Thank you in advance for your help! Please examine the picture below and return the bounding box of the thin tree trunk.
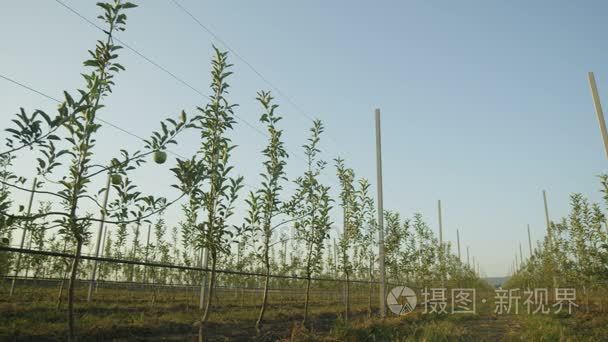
[256,259,271,334]
[152,287,157,307]
[303,275,312,326]
[368,281,373,318]
[151,275,157,307]
[67,240,83,342]
[302,241,314,326]
[57,266,68,310]
[240,283,245,308]
[235,244,241,301]
[345,271,350,321]
[368,257,373,318]
[199,255,217,342]
[199,247,208,309]
[56,239,70,310]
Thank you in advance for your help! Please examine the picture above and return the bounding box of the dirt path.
[461,314,522,341]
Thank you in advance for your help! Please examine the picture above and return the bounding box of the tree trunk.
[240,286,245,307]
[368,258,373,318]
[198,255,217,342]
[57,274,67,309]
[151,276,157,307]
[256,260,271,334]
[67,240,83,342]
[368,281,373,318]
[303,275,312,326]
[345,271,350,321]
[302,241,314,327]
[199,247,208,310]
[56,256,70,310]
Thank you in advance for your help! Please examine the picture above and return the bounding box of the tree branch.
[77,193,185,224]
[270,214,307,232]
[0,180,68,200]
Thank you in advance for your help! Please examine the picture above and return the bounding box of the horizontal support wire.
[0,245,407,287]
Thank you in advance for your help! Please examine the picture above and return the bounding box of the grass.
[3,281,608,341]
[0,280,379,341]
[516,310,608,341]
[294,313,478,341]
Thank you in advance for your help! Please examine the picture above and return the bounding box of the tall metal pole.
[456,229,461,262]
[542,190,552,246]
[142,223,152,284]
[9,177,37,297]
[100,222,108,257]
[588,72,608,159]
[87,173,112,302]
[466,246,470,267]
[438,200,443,250]
[438,200,445,284]
[199,247,209,309]
[342,206,349,320]
[24,220,36,278]
[472,256,476,275]
[375,108,387,318]
[333,238,338,278]
[527,224,533,257]
[519,243,524,264]
[543,190,557,287]
[283,240,287,269]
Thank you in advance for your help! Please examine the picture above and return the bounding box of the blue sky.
[1,0,608,277]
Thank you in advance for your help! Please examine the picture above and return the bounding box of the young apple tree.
[2,2,193,339]
[334,157,360,321]
[287,120,333,326]
[249,91,288,333]
[176,47,243,340]
[354,178,376,317]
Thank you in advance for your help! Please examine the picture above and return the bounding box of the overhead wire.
[0,72,261,191]
[52,2,347,225]
[168,0,352,161]
[53,0,340,191]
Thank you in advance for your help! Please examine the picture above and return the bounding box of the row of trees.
[0,1,483,340]
[507,179,608,293]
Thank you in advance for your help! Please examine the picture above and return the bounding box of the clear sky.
[1,0,608,277]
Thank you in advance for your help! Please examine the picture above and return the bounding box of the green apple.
[154,150,167,164]
[111,174,122,185]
